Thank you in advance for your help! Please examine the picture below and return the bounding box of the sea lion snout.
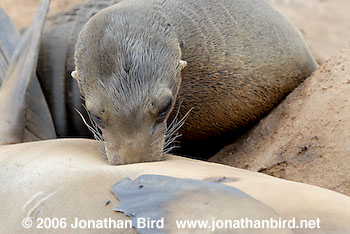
[104,136,146,165]
[103,128,165,165]
[106,147,148,165]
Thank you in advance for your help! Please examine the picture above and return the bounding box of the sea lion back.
[155,0,317,141]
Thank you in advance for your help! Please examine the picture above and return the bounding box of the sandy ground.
[0,0,85,29]
[271,0,350,64]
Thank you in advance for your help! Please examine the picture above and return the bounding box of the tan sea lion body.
[74,0,317,164]
[0,139,349,234]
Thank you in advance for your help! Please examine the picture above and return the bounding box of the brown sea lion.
[72,0,317,164]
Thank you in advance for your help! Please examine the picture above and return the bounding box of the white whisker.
[163,106,193,154]
[76,107,104,142]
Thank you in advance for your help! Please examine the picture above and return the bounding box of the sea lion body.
[145,0,317,141]
[72,0,317,164]
[1,139,350,234]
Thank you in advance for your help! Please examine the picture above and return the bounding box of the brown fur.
[74,0,317,165]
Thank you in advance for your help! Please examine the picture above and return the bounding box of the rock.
[210,49,350,196]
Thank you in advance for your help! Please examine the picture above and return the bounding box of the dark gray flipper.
[0,0,52,145]
[111,175,292,234]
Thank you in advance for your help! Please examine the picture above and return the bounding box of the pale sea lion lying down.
[0,139,350,234]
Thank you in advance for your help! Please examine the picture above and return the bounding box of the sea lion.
[72,0,317,165]
[1,139,350,234]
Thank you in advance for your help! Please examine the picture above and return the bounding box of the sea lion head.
[73,5,187,165]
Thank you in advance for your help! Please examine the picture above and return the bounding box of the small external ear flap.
[71,70,78,79]
[179,60,187,70]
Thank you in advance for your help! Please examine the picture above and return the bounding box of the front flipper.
[111,175,292,234]
[0,0,52,145]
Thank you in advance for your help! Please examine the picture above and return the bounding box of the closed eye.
[156,97,172,124]
[91,114,105,129]
[152,97,172,134]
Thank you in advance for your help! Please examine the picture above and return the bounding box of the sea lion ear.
[71,70,78,79]
[179,60,187,70]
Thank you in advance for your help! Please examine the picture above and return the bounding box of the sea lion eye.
[156,97,172,123]
[152,97,172,134]
[91,114,105,129]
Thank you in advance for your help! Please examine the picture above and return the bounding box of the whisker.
[76,107,104,142]
[98,141,108,160]
[164,145,179,154]
[164,133,181,149]
[76,107,107,160]
[163,106,193,154]
[166,107,193,138]
[167,101,183,130]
